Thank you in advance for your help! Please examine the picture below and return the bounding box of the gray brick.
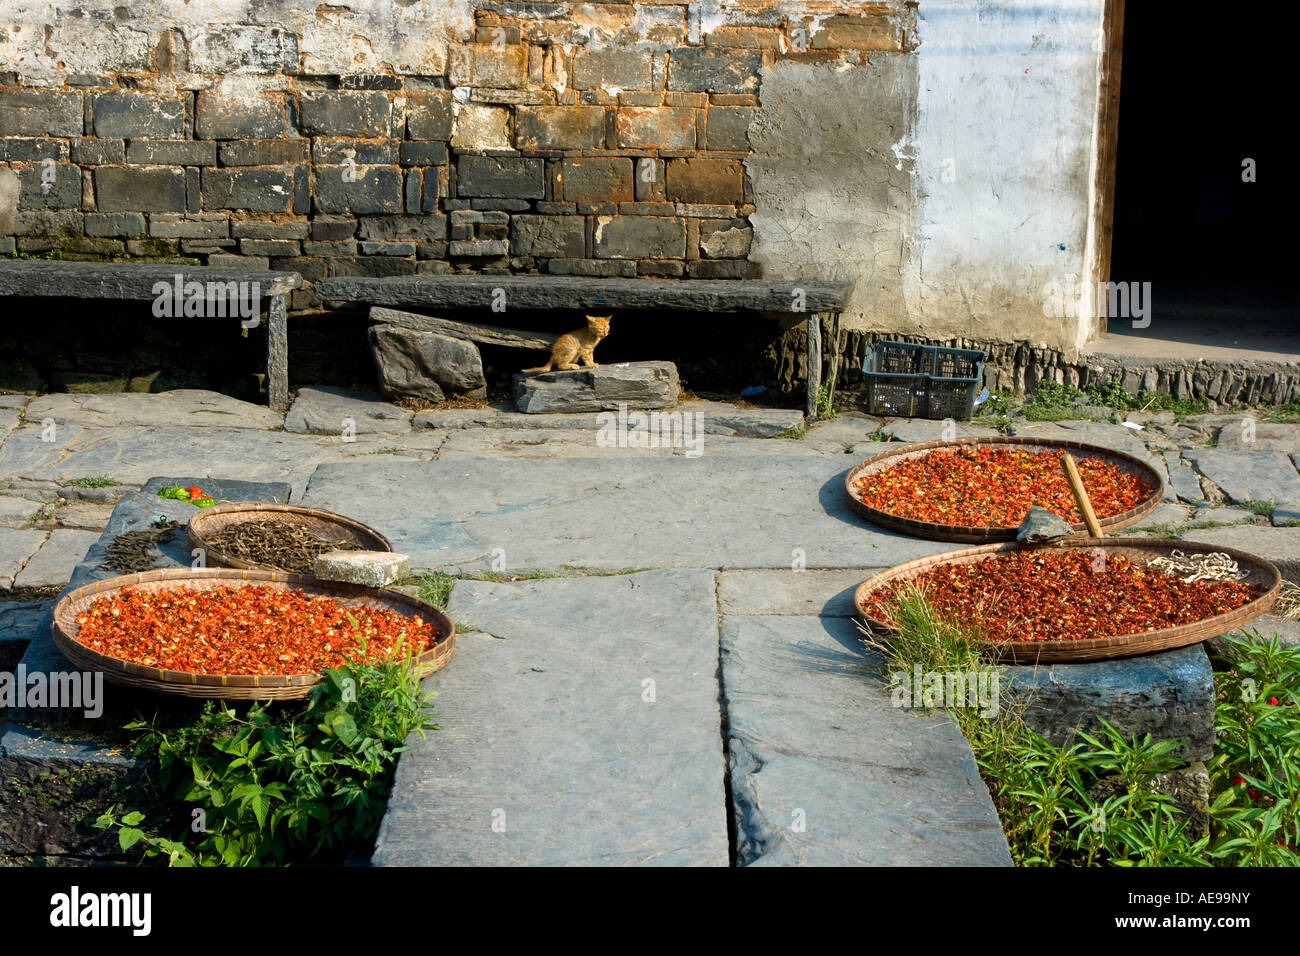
[231,220,310,240]
[15,210,84,236]
[148,215,230,239]
[92,92,185,139]
[239,238,301,256]
[299,91,392,137]
[341,75,402,91]
[195,93,288,139]
[359,240,416,256]
[514,106,606,150]
[95,166,187,212]
[201,168,296,212]
[560,158,634,203]
[356,214,447,241]
[311,216,356,240]
[667,48,762,94]
[0,238,14,254]
[510,215,586,258]
[182,239,237,253]
[71,138,124,165]
[448,239,509,257]
[1,138,69,162]
[0,90,83,136]
[293,166,310,215]
[687,259,748,278]
[450,223,473,240]
[404,169,421,213]
[302,240,358,255]
[705,107,754,150]
[405,91,453,140]
[207,254,271,269]
[546,257,637,277]
[16,164,81,209]
[312,165,404,214]
[470,197,530,211]
[66,74,113,88]
[327,256,421,277]
[593,216,685,259]
[270,256,327,280]
[456,155,544,199]
[217,139,309,166]
[400,141,449,166]
[84,212,146,238]
[127,140,217,166]
[572,49,654,90]
[312,139,398,164]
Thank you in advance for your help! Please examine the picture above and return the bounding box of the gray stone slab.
[1214,421,1300,452]
[0,494,39,526]
[1118,503,1194,534]
[24,389,283,430]
[1002,645,1216,764]
[515,361,680,413]
[53,501,115,531]
[0,527,47,590]
[301,456,964,571]
[0,409,18,443]
[0,601,52,650]
[1163,452,1206,504]
[0,395,30,409]
[881,419,999,443]
[315,274,853,312]
[13,529,100,589]
[721,615,1011,866]
[1185,450,1300,508]
[0,259,300,298]
[682,400,804,438]
[1179,525,1300,584]
[716,568,879,617]
[371,570,729,866]
[284,386,413,436]
[1185,505,1265,526]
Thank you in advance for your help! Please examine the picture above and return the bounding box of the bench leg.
[267,294,288,413]
[805,312,823,421]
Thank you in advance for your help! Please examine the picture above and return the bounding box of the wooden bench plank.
[317,275,853,313]
[370,306,557,350]
[0,260,300,298]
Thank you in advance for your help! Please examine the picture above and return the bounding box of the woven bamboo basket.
[52,567,454,700]
[188,502,392,573]
[853,538,1280,663]
[844,437,1164,543]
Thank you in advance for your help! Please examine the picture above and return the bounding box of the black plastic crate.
[861,341,985,420]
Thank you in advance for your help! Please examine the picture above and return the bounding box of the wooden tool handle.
[1060,452,1104,538]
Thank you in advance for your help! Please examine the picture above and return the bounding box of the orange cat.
[523,315,612,372]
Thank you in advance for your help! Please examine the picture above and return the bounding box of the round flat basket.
[843,436,1164,543]
[188,502,392,573]
[52,567,454,700]
[853,537,1280,663]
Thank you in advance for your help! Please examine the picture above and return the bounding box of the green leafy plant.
[95,649,438,866]
[815,383,838,421]
[64,475,118,488]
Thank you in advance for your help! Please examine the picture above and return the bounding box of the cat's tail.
[521,363,552,373]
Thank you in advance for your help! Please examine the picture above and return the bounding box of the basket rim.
[52,566,451,687]
[843,436,1165,543]
[852,537,1281,663]
[187,501,393,573]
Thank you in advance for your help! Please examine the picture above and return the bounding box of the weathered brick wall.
[0,1,916,313]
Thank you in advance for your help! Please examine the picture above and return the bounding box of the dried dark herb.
[205,519,361,574]
[104,520,184,573]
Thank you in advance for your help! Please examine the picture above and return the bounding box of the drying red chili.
[859,549,1262,643]
[853,446,1154,527]
[74,584,437,675]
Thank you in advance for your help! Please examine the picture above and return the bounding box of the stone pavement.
[1,387,1298,866]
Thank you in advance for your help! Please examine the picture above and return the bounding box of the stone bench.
[314,275,855,418]
[0,260,302,411]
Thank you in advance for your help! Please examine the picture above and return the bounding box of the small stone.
[1016,505,1073,543]
[314,550,411,589]
[368,324,485,401]
[514,361,681,414]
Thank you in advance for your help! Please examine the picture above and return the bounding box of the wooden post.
[824,313,843,414]
[1060,452,1105,537]
[805,311,822,421]
[267,293,289,413]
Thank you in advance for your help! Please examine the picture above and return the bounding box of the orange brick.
[810,15,903,52]
[705,26,783,49]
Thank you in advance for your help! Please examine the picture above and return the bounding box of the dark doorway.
[1108,1,1298,352]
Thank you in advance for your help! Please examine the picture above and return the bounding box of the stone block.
[369,324,485,401]
[16,164,81,209]
[510,215,587,258]
[515,361,681,413]
[560,157,633,203]
[71,138,124,165]
[357,214,447,241]
[0,90,83,137]
[699,219,752,258]
[405,91,454,140]
[614,107,695,149]
[230,220,310,240]
[810,15,903,51]
[314,550,412,588]
[593,215,685,259]
[201,167,296,212]
[149,215,230,239]
[705,106,754,150]
[667,48,762,94]
[218,139,310,165]
[92,92,184,139]
[514,106,607,150]
[399,141,450,166]
[311,166,404,214]
[456,154,544,198]
[84,212,146,238]
[572,48,655,90]
[94,166,187,212]
[449,44,529,89]
[311,216,357,240]
[299,91,392,137]
[195,93,288,139]
[666,158,744,203]
[311,138,398,165]
[450,104,511,150]
[126,140,217,166]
